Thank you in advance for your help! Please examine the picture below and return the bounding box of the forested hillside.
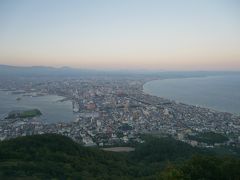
[0,134,239,179]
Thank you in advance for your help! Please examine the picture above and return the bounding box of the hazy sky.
[0,0,240,70]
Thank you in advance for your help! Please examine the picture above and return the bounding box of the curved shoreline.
[142,76,240,116]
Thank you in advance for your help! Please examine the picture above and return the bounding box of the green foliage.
[0,134,143,179]
[159,155,240,180]
[159,163,185,180]
[131,135,202,163]
[6,109,42,119]
[188,132,229,144]
[19,109,42,118]
[0,134,239,179]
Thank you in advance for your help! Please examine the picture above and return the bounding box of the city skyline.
[0,0,240,70]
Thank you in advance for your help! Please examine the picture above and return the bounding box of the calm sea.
[143,75,240,115]
[0,91,76,123]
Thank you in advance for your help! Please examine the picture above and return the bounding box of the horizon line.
[1,64,240,72]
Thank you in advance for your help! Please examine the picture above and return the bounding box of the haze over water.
[143,75,240,114]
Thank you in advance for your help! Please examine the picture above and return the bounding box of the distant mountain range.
[1,64,240,78]
[0,64,103,77]
[0,64,161,77]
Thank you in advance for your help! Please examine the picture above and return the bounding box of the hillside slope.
[0,134,239,179]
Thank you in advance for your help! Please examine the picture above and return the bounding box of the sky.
[0,0,240,70]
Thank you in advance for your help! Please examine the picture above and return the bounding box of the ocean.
[143,75,240,115]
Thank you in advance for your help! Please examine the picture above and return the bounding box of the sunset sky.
[0,0,240,70]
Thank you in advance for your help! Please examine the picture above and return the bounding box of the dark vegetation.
[188,132,229,144]
[5,109,42,119]
[0,134,239,179]
[131,135,203,163]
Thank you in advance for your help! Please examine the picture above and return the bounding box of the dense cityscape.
[1,76,239,148]
[1,0,240,178]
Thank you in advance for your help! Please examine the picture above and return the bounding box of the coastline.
[0,90,75,123]
[142,76,240,116]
